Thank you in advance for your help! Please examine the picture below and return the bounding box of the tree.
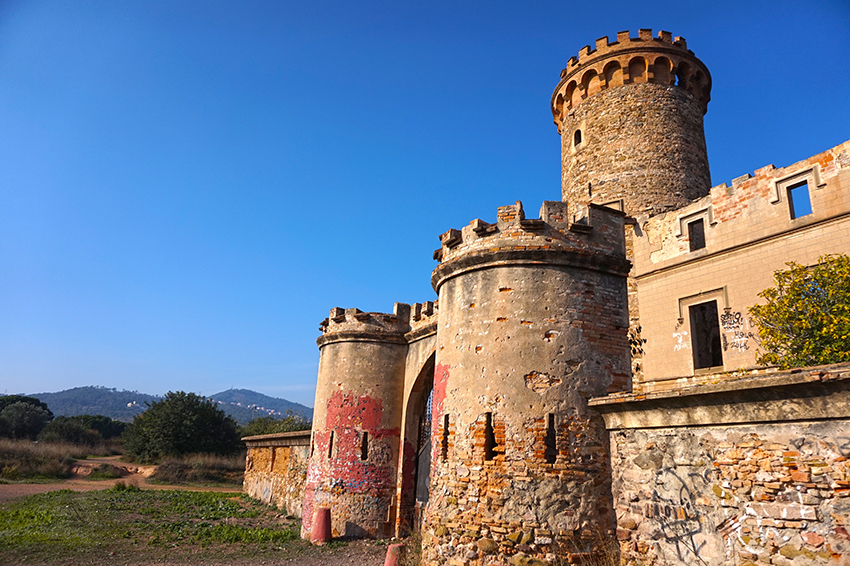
[239,412,311,438]
[122,391,242,462]
[38,416,105,445]
[749,254,850,369]
[0,402,53,439]
[0,395,53,418]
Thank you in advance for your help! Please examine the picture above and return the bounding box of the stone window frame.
[674,207,716,240]
[568,118,587,155]
[768,164,825,207]
[676,287,729,374]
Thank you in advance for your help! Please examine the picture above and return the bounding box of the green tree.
[0,402,53,439]
[239,412,311,438]
[38,416,103,445]
[749,254,850,369]
[123,391,242,462]
[0,395,53,418]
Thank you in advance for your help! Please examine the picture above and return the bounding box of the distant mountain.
[22,386,312,425]
[208,389,313,423]
[31,386,160,422]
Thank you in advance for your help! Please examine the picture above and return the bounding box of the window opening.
[310,433,314,457]
[689,301,723,370]
[484,412,497,461]
[544,413,557,464]
[574,129,582,147]
[688,219,706,251]
[359,432,369,461]
[788,181,812,219]
[441,414,449,461]
[327,431,334,459]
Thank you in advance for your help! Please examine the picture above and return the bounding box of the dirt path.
[0,456,241,503]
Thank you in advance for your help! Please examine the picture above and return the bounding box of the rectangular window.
[688,219,706,251]
[484,412,496,461]
[544,413,557,464]
[441,414,449,461]
[689,301,723,370]
[359,432,369,461]
[788,181,812,219]
[327,431,334,459]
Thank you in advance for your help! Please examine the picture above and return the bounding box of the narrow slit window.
[327,431,334,459]
[788,181,812,219]
[360,432,369,461]
[310,434,315,457]
[544,413,557,464]
[689,300,723,370]
[484,412,496,461]
[441,414,449,461]
[574,129,582,147]
[688,219,706,251]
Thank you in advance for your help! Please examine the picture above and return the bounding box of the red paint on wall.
[431,363,450,462]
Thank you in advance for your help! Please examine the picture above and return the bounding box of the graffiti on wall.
[719,310,756,352]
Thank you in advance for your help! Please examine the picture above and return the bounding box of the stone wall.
[243,431,311,517]
[591,363,850,566]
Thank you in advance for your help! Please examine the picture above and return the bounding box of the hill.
[31,386,160,422]
[208,388,313,423]
[20,386,312,425]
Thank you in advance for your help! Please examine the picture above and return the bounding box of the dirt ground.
[0,457,394,566]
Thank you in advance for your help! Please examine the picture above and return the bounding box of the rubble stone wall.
[243,431,311,517]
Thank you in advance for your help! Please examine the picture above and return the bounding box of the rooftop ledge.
[242,430,311,446]
[589,362,850,429]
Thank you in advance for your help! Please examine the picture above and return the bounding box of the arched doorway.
[396,352,434,534]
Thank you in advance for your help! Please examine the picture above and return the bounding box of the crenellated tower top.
[552,29,711,132]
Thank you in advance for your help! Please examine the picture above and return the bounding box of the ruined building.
[244,30,850,565]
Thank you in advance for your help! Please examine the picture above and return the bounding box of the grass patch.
[85,463,122,481]
[0,438,122,481]
[0,487,305,564]
[149,452,246,486]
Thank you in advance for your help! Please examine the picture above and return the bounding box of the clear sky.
[1,0,848,407]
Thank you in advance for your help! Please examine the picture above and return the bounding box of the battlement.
[431,200,629,291]
[318,303,411,345]
[551,29,711,129]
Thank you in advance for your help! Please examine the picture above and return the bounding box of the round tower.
[422,201,631,564]
[301,304,410,540]
[551,29,712,216]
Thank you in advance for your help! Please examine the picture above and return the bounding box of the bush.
[750,254,850,369]
[0,402,53,440]
[123,391,242,463]
[0,438,77,479]
[150,452,246,486]
[239,413,311,438]
[38,417,103,446]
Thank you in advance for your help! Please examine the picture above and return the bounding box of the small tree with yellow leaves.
[749,254,850,369]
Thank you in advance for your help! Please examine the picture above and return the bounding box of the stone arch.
[554,92,565,121]
[652,56,672,84]
[603,60,623,87]
[395,351,435,535]
[675,61,691,87]
[582,69,603,96]
[565,80,580,109]
[628,56,647,84]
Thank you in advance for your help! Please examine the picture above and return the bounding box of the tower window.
[544,413,557,464]
[689,301,723,370]
[574,129,582,147]
[441,414,449,461]
[327,431,334,459]
[359,432,369,461]
[688,219,706,251]
[484,412,497,461]
[788,181,812,219]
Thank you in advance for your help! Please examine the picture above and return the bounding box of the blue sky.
[1,0,848,407]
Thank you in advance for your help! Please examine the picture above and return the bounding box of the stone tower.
[421,201,631,564]
[551,29,712,216]
[301,304,410,540]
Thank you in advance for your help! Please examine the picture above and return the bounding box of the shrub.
[38,417,103,446]
[123,391,242,463]
[0,402,53,440]
[750,254,850,369]
[239,412,311,438]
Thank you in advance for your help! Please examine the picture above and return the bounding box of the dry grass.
[149,452,246,486]
[0,438,121,481]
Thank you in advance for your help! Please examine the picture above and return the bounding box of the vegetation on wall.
[239,413,311,438]
[123,391,242,463]
[750,254,850,369]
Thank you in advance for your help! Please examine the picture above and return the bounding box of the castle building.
[244,30,850,566]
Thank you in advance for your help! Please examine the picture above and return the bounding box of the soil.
[0,456,241,503]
